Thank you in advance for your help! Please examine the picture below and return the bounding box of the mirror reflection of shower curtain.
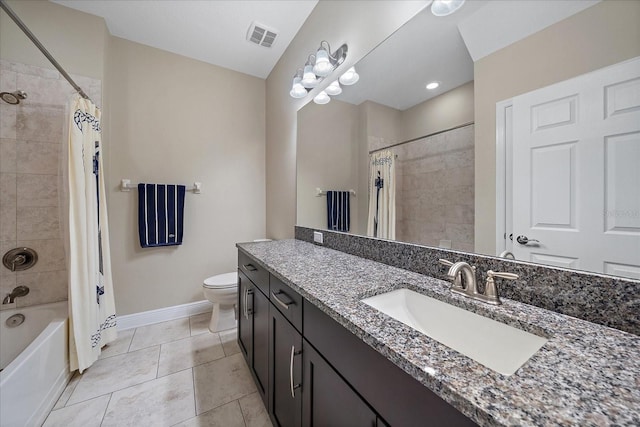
[63,94,117,373]
[367,150,396,239]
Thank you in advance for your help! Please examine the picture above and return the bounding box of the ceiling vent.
[247,21,278,48]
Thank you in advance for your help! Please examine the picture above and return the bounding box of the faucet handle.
[483,270,519,305]
[438,259,454,267]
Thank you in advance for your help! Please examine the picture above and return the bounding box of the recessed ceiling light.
[431,0,466,17]
[426,82,440,90]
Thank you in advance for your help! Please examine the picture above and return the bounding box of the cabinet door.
[269,306,302,427]
[253,286,270,406]
[302,339,377,427]
[237,270,253,366]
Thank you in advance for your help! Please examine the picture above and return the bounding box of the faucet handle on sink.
[484,270,519,305]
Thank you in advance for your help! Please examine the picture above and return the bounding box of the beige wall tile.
[0,138,17,173]
[0,68,17,91]
[17,140,60,174]
[0,240,17,276]
[16,238,65,273]
[0,203,16,241]
[16,72,75,107]
[0,105,17,139]
[17,206,60,240]
[16,104,64,143]
[0,173,16,206]
[15,269,67,307]
[17,174,58,207]
[1,60,60,80]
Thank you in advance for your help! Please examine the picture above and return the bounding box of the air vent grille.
[247,22,278,48]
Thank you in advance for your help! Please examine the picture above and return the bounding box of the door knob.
[516,235,540,245]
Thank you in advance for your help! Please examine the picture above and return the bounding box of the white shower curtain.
[64,94,116,373]
[367,150,396,240]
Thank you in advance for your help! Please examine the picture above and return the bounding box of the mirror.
[296,1,640,280]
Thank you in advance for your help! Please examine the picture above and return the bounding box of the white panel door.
[512,57,640,279]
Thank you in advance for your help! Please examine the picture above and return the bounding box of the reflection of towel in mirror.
[327,191,350,232]
[138,183,185,248]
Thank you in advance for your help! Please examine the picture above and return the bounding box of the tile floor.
[43,313,272,427]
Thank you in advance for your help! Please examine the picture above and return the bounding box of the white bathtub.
[0,301,72,427]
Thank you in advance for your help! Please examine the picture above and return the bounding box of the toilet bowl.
[202,272,238,332]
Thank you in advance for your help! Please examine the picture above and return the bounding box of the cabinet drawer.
[238,250,269,295]
[270,275,303,333]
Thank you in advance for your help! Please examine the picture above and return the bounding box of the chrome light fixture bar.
[289,40,349,102]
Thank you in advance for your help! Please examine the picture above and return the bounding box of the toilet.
[202,272,238,332]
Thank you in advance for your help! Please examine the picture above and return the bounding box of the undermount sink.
[361,288,548,376]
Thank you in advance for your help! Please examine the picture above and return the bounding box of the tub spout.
[2,285,29,304]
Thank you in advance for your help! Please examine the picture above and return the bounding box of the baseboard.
[117,300,213,331]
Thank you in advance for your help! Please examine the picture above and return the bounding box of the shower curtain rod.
[368,121,474,155]
[0,0,93,103]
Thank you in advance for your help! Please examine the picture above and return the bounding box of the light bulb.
[325,80,342,96]
[301,64,318,88]
[339,67,359,86]
[290,75,307,98]
[431,0,465,17]
[313,48,333,77]
[313,91,330,105]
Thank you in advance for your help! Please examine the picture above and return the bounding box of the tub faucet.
[2,285,29,304]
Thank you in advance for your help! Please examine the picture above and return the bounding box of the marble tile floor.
[43,313,272,427]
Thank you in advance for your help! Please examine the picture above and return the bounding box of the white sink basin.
[361,288,548,376]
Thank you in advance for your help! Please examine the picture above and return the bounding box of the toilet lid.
[203,272,238,289]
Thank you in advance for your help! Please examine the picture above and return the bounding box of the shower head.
[0,90,27,105]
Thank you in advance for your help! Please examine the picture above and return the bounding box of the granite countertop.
[237,239,640,426]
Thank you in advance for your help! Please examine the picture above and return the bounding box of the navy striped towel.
[138,184,185,248]
[327,191,350,232]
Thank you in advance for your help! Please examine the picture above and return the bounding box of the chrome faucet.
[2,285,29,304]
[440,260,518,305]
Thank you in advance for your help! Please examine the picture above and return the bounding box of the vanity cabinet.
[237,268,269,406]
[238,249,475,427]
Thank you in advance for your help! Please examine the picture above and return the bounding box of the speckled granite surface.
[237,239,640,427]
[296,226,640,335]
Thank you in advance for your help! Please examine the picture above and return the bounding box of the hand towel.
[327,190,350,232]
[138,183,185,248]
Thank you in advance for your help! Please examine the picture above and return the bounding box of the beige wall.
[474,0,640,255]
[297,100,360,232]
[106,37,265,315]
[0,0,107,80]
[401,81,474,141]
[266,1,430,239]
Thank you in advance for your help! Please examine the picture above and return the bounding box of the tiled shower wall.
[395,124,474,251]
[0,60,101,308]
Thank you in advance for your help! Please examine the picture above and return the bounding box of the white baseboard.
[117,300,213,331]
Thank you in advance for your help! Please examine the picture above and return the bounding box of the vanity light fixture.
[339,67,360,86]
[431,0,466,17]
[313,90,331,105]
[325,80,342,96]
[289,41,348,99]
[290,69,307,99]
[426,81,440,90]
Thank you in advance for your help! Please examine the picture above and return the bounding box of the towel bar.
[315,188,356,197]
[121,179,201,194]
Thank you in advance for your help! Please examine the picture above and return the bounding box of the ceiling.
[51,0,318,79]
[335,0,601,111]
[51,0,601,109]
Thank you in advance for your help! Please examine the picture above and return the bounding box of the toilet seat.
[203,272,238,289]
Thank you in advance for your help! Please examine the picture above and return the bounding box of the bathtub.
[0,301,71,427]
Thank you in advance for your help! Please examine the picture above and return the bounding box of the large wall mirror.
[296,0,640,281]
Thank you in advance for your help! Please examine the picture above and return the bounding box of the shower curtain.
[64,94,116,373]
[367,150,396,240]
